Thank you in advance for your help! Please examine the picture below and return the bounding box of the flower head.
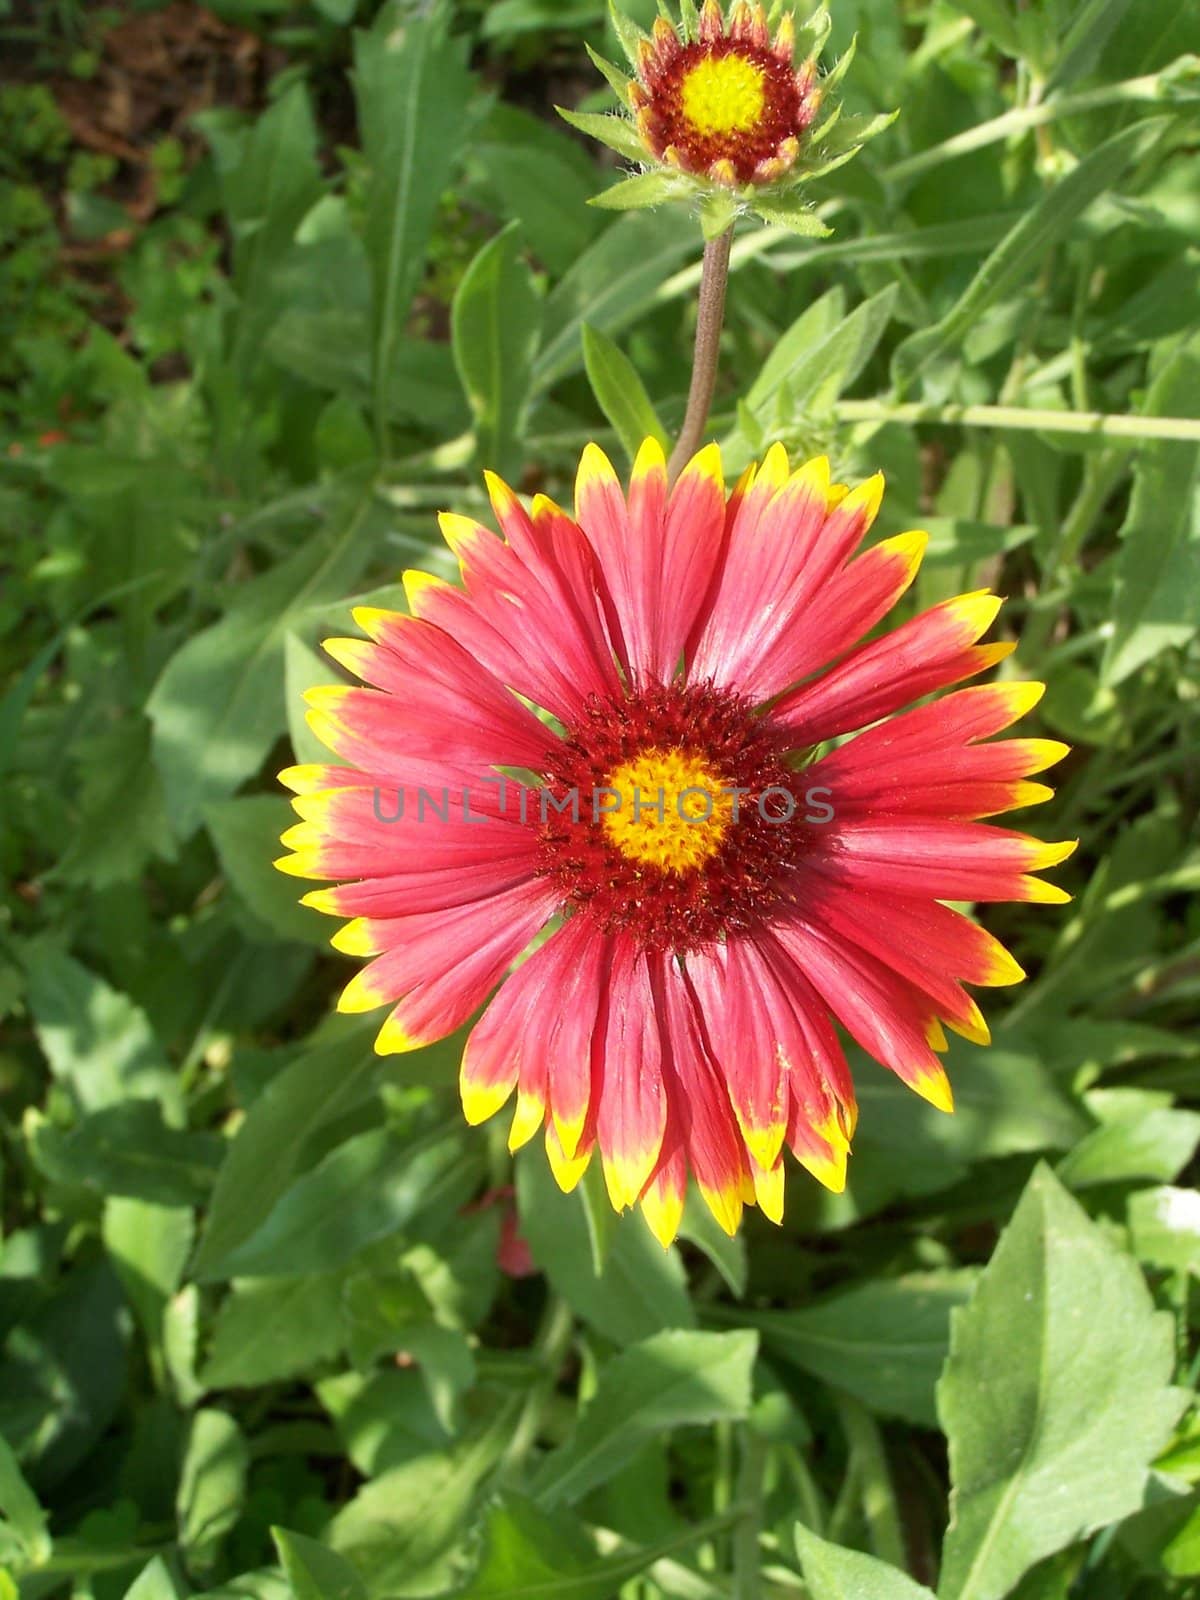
[278,440,1073,1246]
[564,3,895,236]
[632,2,818,188]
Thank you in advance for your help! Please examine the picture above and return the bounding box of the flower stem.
[669,225,735,486]
[732,1426,768,1600]
[835,398,1200,444]
[883,73,1165,185]
[498,1294,574,1479]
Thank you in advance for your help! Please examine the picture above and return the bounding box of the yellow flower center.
[680,52,767,140]
[602,748,732,875]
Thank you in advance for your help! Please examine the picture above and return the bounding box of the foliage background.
[1,1,1198,1597]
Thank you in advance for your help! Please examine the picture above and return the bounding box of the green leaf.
[452,222,543,478]
[813,1039,1088,1226]
[147,485,382,837]
[327,1406,515,1594]
[748,201,832,236]
[198,86,324,378]
[1128,1186,1200,1275]
[1044,0,1135,92]
[1102,330,1200,685]
[265,309,372,399]
[948,0,1024,57]
[177,1410,249,1576]
[0,1431,52,1567]
[677,1199,747,1297]
[515,1151,693,1344]
[782,283,899,413]
[213,1123,479,1279]
[742,1272,974,1428]
[481,0,604,38]
[200,1275,346,1390]
[581,323,670,463]
[608,2,649,67]
[938,1164,1186,1600]
[535,210,697,390]
[1057,1103,1200,1188]
[453,1493,670,1599]
[355,5,473,450]
[192,1023,380,1281]
[531,1330,757,1508]
[0,1261,127,1487]
[121,1556,186,1600]
[55,715,176,889]
[587,170,687,212]
[272,1528,367,1600]
[555,106,647,164]
[473,106,602,277]
[583,41,633,99]
[794,1525,936,1600]
[892,119,1168,393]
[28,1101,222,1206]
[285,631,345,768]
[740,286,846,416]
[207,796,330,947]
[103,1198,194,1362]
[22,945,179,1116]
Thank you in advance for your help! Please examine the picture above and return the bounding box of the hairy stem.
[669,226,735,485]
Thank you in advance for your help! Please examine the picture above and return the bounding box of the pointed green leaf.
[588,170,686,211]
[557,104,647,162]
[516,1150,693,1344]
[742,1271,974,1427]
[582,323,670,462]
[0,1433,51,1567]
[451,221,543,478]
[608,1,649,68]
[938,1165,1186,1600]
[750,200,832,235]
[273,1528,367,1600]
[200,1275,345,1389]
[147,483,383,837]
[177,1410,249,1576]
[535,210,697,389]
[355,7,474,452]
[821,31,858,92]
[192,1023,379,1281]
[530,1330,757,1508]
[583,42,633,101]
[795,1525,936,1600]
[892,118,1168,393]
[1102,330,1200,685]
[1045,0,1135,93]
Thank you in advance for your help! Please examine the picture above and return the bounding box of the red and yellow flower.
[565,2,895,236]
[277,440,1073,1245]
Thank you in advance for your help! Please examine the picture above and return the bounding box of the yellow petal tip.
[330,919,377,957]
[352,606,398,639]
[375,1013,426,1055]
[641,1187,685,1249]
[912,1065,955,1114]
[460,1073,515,1127]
